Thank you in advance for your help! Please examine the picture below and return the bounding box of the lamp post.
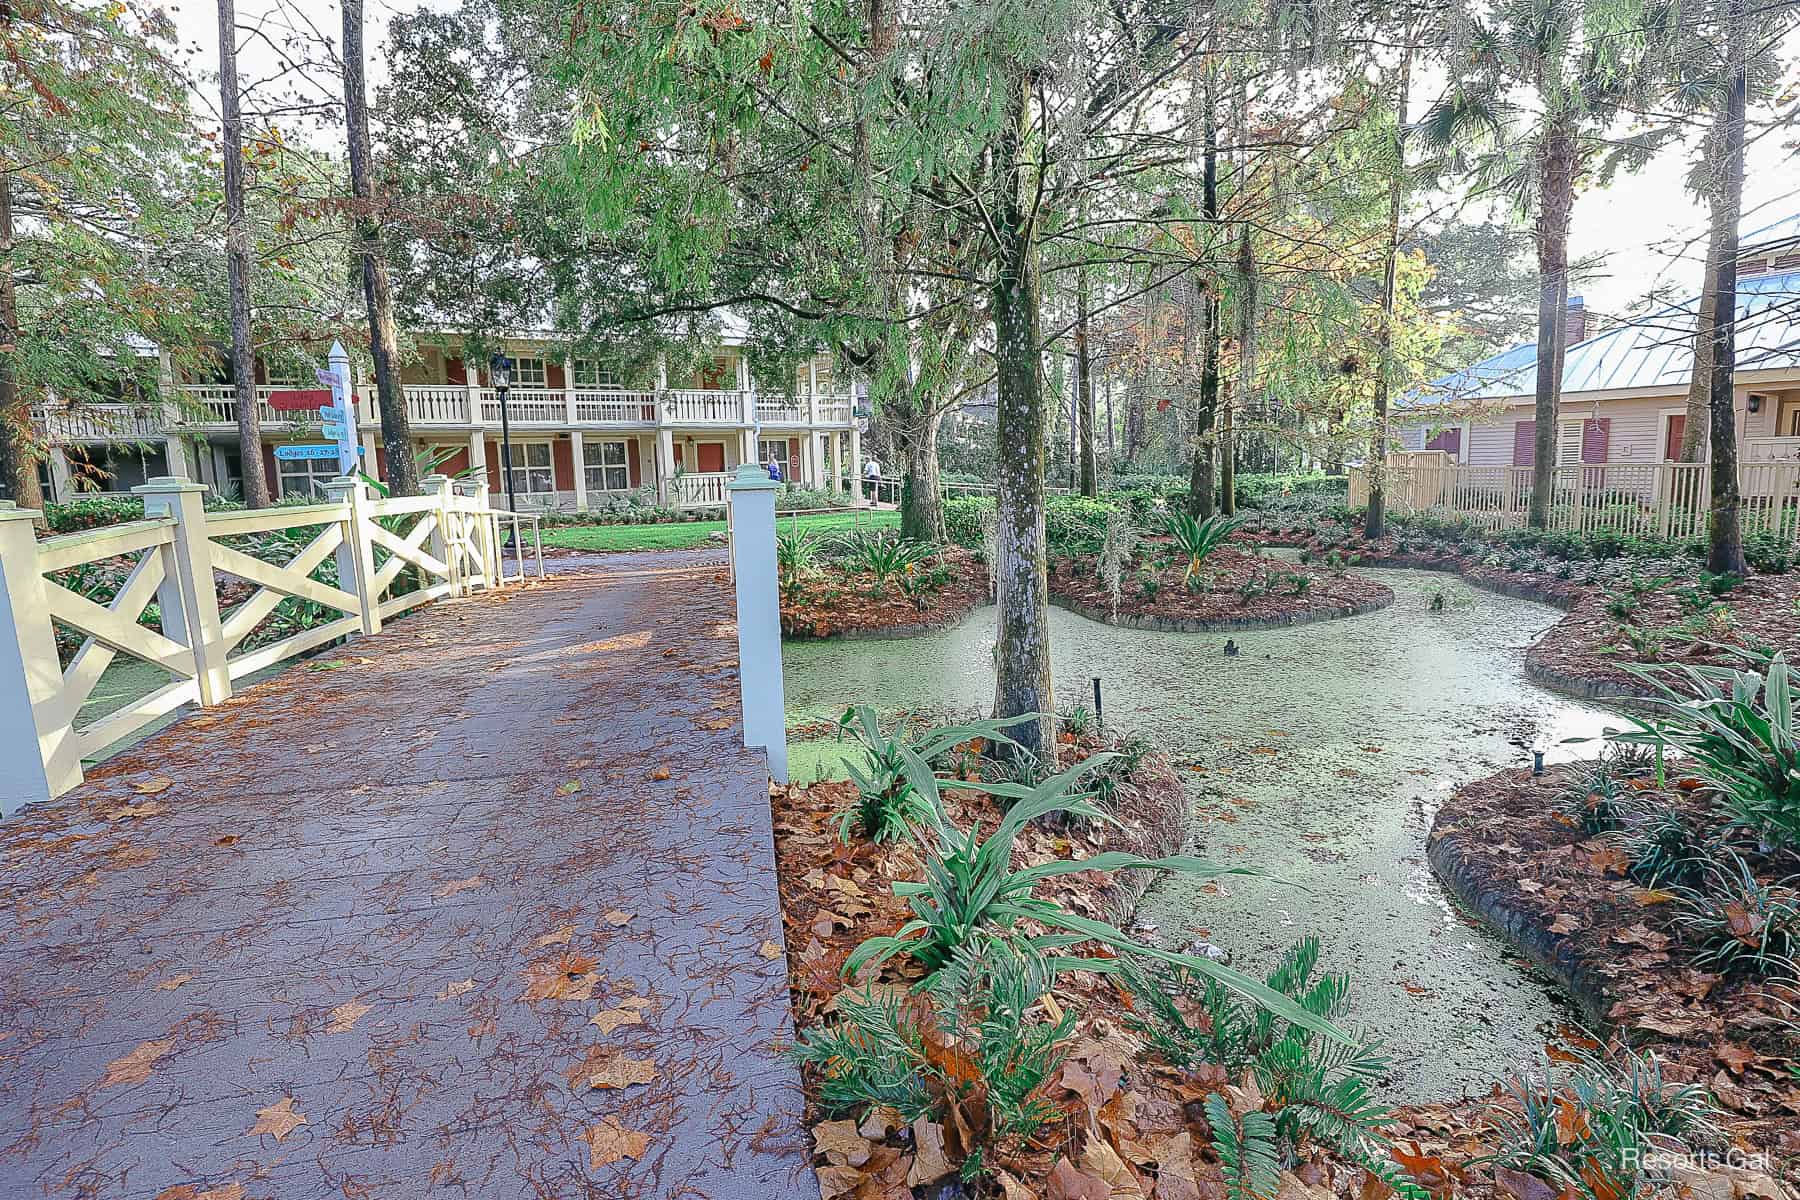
[491,353,515,514]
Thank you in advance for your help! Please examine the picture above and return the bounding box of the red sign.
[268,389,332,412]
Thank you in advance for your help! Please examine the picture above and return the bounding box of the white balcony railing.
[38,384,855,443]
[1747,436,1800,463]
[674,471,732,507]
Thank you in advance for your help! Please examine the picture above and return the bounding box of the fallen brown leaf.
[249,1096,309,1142]
[102,1038,174,1087]
[583,1116,650,1169]
[589,1007,643,1035]
[326,999,371,1034]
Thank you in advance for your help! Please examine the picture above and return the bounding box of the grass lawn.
[541,508,899,552]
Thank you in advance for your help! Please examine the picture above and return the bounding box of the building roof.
[1405,268,1800,408]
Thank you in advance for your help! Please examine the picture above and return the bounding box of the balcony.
[1746,436,1800,462]
[153,384,854,436]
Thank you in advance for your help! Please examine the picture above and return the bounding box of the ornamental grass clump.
[1671,852,1800,979]
[833,706,1026,845]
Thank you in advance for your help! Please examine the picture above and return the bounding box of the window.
[264,362,306,388]
[506,442,555,494]
[758,438,791,480]
[511,356,547,387]
[573,359,622,390]
[276,454,339,499]
[584,440,630,492]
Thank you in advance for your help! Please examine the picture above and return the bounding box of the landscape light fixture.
[491,353,516,515]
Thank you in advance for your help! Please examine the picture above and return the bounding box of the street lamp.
[490,353,515,514]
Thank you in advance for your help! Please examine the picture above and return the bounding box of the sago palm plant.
[1164,512,1242,585]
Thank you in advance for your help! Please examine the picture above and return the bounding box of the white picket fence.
[1351,454,1800,543]
[0,474,538,812]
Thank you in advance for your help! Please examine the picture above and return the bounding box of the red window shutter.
[1425,427,1462,455]
[1513,420,1536,467]
[1580,418,1611,464]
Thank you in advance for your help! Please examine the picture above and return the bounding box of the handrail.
[478,508,546,582]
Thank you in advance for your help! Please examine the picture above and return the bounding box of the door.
[1663,413,1686,461]
[696,442,726,473]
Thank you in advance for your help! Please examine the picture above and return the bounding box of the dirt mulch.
[781,544,989,640]
[1047,544,1393,631]
[1429,763,1800,1172]
[1525,573,1800,698]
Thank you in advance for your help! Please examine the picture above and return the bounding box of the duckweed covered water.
[782,566,1622,1101]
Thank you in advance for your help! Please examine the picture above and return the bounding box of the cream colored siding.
[1467,415,1521,467]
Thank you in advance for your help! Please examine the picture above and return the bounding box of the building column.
[656,426,676,505]
[47,447,73,502]
[467,430,486,486]
[563,354,579,424]
[829,431,842,493]
[570,429,588,511]
[360,430,380,480]
[849,426,863,506]
[164,435,191,480]
[740,428,756,471]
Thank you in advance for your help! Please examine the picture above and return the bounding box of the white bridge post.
[727,464,788,783]
[0,503,76,811]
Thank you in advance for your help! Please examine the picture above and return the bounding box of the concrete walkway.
[0,554,815,1199]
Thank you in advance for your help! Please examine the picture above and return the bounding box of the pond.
[781,565,1621,1102]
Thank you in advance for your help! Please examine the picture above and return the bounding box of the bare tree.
[219,0,269,507]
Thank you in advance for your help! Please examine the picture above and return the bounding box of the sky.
[164,0,1800,322]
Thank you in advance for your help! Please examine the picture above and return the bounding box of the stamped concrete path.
[0,551,816,1200]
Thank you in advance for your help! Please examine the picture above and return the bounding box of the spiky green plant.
[1560,759,1629,835]
[1484,1044,1719,1200]
[776,526,820,596]
[839,530,937,597]
[1609,652,1800,849]
[1672,852,1800,978]
[842,740,1348,1042]
[1165,512,1243,584]
[1609,801,1707,890]
[1207,1094,1280,1200]
[833,706,1026,844]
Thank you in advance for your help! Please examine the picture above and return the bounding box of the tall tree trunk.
[218,0,267,508]
[991,63,1052,760]
[1527,115,1576,529]
[1219,381,1235,515]
[0,150,44,513]
[1682,140,1728,464]
[343,0,417,496]
[1184,31,1219,520]
[1364,33,1411,542]
[1104,375,1115,462]
[1705,0,1747,576]
[1076,268,1097,497]
[898,407,944,542]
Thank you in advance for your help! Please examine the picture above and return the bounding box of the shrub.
[1560,760,1630,835]
[841,734,1347,1039]
[776,485,856,512]
[1045,495,1116,555]
[789,939,1073,1160]
[833,706,1023,844]
[1610,801,1708,890]
[1672,852,1800,978]
[1485,1044,1718,1200]
[1611,653,1800,850]
[838,529,937,597]
[776,527,820,597]
[43,497,147,533]
[944,495,995,548]
[1745,530,1794,574]
[1165,512,1243,583]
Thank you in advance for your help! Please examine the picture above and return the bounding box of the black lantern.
[490,353,516,513]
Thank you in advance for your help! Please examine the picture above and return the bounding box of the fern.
[788,989,935,1121]
[1207,1093,1281,1200]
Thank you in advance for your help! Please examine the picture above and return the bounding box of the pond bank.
[782,564,1623,1102]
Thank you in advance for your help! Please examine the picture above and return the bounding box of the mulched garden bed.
[782,545,989,640]
[1047,544,1393,632]
[1429,762,1800,1175]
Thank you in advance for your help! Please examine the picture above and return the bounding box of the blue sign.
[275,444,339,461]
[318,405,349,422]
[320,422,349,439]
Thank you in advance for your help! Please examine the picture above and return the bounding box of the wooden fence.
[1350,453,1800,543]
[0,474,539,812]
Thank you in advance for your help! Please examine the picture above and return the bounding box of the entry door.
[1663,413,1686,461]
[696,442,726,473]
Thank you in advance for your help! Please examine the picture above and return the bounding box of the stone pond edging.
[1425,813,1614,1028]
[1047,588,1394,633]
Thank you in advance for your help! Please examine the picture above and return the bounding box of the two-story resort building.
[30,329,864,510]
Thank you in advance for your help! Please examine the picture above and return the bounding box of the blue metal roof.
[1408,269,1800,406]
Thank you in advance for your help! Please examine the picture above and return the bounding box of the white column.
[726,465,787,783]
[163,435,190,480]
[563,354,579,424]
[570,430,588,511]
[849,426,864,506]
[656,426,676,506]
[829,431,842,493]
[0,502,79,809]
[466,360,483,426]
[467,430,486,486]
[134,478,230,707]
[47,447,73,502]
[359,430,380,479]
